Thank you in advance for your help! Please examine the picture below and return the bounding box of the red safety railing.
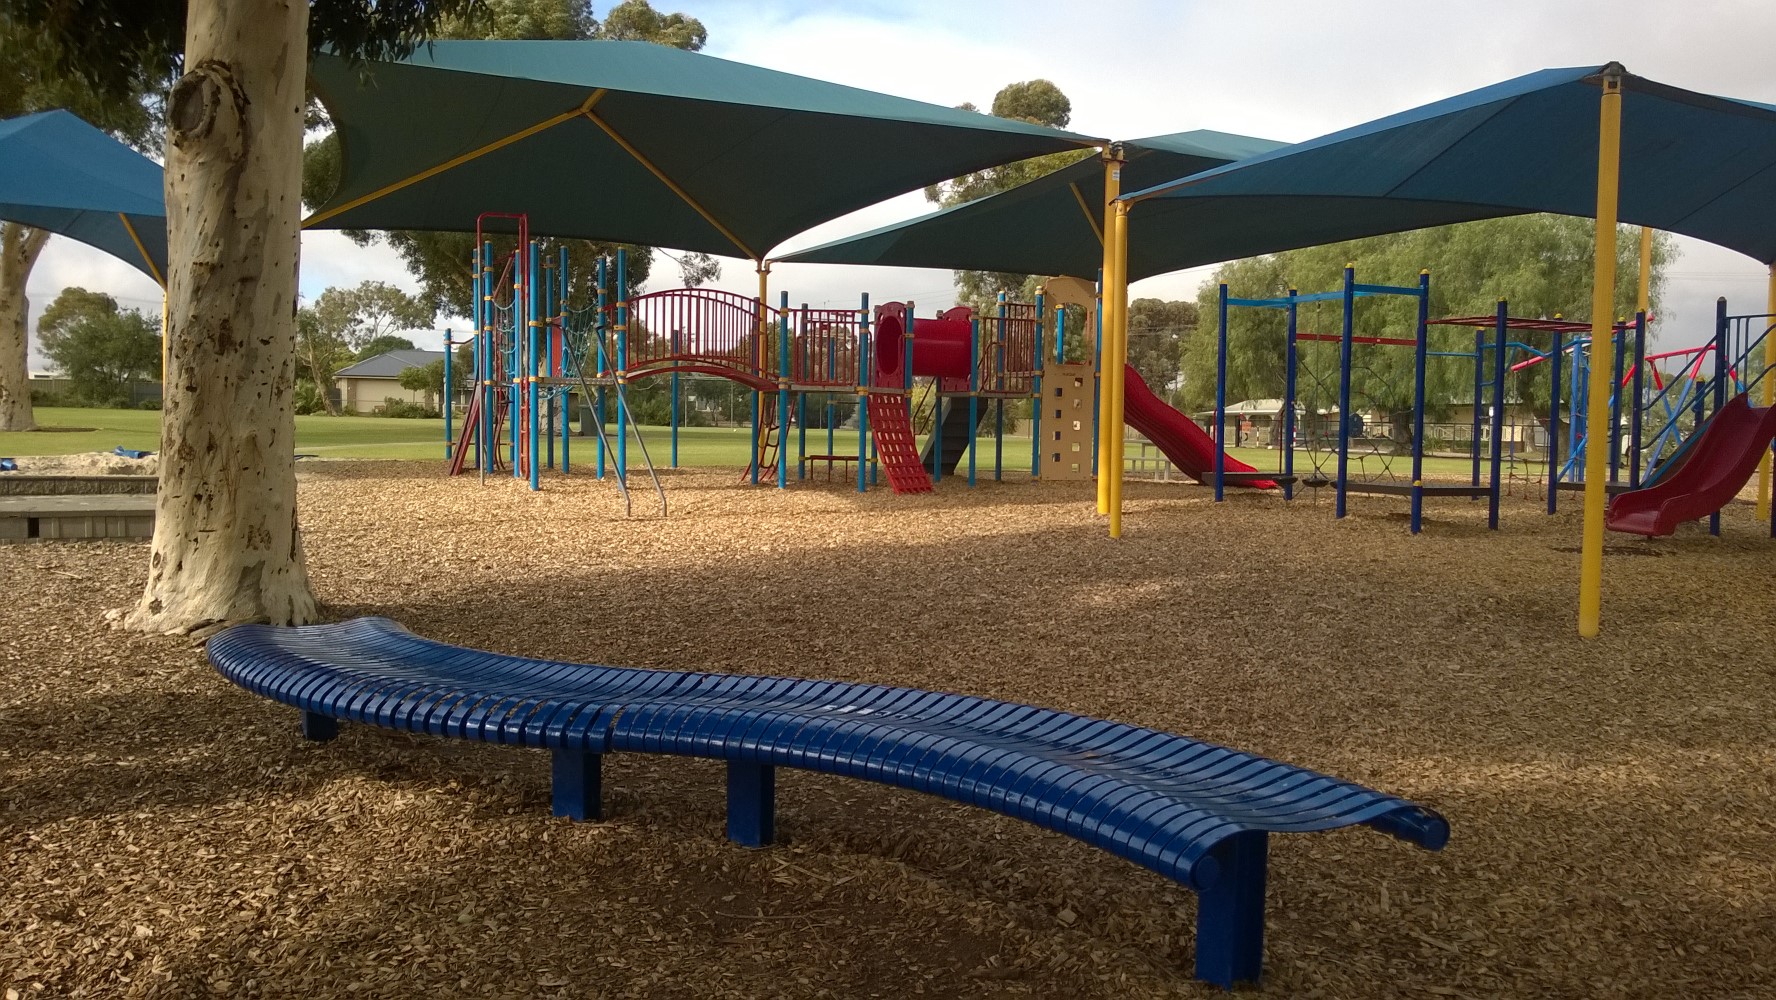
[620,288,780,383]
[790,308,863,388]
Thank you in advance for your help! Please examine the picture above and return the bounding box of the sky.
[22,0,1776,369]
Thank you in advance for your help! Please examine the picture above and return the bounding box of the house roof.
[335,349,445,379]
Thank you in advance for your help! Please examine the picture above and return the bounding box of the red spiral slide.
[1606,391,1776,536]
[1121,365,1275,489]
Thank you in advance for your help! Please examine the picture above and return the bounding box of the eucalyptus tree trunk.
[0,222,50,431]
[124,0,316,632]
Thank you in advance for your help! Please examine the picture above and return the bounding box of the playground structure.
[440,217,1268,505]
[1208,266,1776,537]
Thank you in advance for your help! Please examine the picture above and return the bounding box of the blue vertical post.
[1570,345,1588,483]
[542,261,555,471]
[527,241,541,491]
[1214,283,1230,501]
[725,762,775,847]
[1489,300,1507,530]
[1409,271,1429,534]
[1630,311,1646,487]
[1471,328,1484,488]
[1283,290,1298,501]
[443,332,455,461]
[510,247,523,481]
[967,318,979,487]
[1032,293,1045,479]
[1547,329,1563,514]
[1335,266,1355,518]
[481,243,495,475]
[1193,830,1269,989]
[594,256,608,480]
[550,749,602,821]
[994,294,1006,482]
[1711,297,1728,536]
[559,247,570,474]
[1055,307,1067,365]
[778,291,791,490]
[1609,323,1626,483]
[615,250,628,486]
[857,294,870,494]
[669,327,681,469]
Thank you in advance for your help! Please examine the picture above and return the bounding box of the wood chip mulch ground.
[3,461,1773,999]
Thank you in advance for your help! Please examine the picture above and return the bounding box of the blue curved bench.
[208,617,1448,989]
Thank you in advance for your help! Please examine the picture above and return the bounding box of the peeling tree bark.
[0,222,51,432]
[123,0,316,633]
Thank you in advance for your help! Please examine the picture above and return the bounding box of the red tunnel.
[872,302,973,384]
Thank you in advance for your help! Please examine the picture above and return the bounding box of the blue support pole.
[994,294,1005,482]
[1032,293,1045,480]
[510,248,522,481]
[1471,329,1484,488]
[481,242,495,475]
[595,256,608,480]
[967,319,979,487]
[1055,306,1067,365]
[1712,297,1728,536]
[1214,283,1230,501]
[527,242,541,491]
[442,331,454,461]
[1630,311,1646,487]
[1609,323,1626,483]
[1193,830,1269,990]
[615,250,628,486]
[1547,329,1563,514]
[550,749,602,821]
[1489,300,1508,530]
[1410,271,1430,534]
[300,710,338,742]
[857,294,870,494]
[778,291,791,490]
[559,247,570,474]
[725,762,775,847]
[1336,266,1355,519]
[1283,290,1298,501]
[543,262,555,472]
[670,360,681,468]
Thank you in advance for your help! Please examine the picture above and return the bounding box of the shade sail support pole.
[1096,145,1124,516]
[1578,65,1625,639]
[1108,200,1131,538]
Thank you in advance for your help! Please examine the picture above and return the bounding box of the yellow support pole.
[1108,201,1132,538]
[1096,146,1124,515]
[1759,262,1776,522]
[1578,66,1625,639]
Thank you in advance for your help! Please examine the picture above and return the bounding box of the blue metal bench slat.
[207,617,1449,990]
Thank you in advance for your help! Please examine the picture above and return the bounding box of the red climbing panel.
[867,393,933,494]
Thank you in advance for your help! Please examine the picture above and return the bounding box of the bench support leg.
[726,762,775,847]
[300,711,338,742]
[1194,830,1268,989]
[551,749,603,821]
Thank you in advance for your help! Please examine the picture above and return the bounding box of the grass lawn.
[4,407,1538,482]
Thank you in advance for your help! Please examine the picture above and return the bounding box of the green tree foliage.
[355,334,421,360]
[293,282,432,414]
[1184,216,1679,432]
[36,287,161,406]
[1125,298,1197,394]
[923,80,1092,312]
[301,0,716,318]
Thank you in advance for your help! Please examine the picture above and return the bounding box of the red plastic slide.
[1606,392,1776,536]
[1121,365,1275,489]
